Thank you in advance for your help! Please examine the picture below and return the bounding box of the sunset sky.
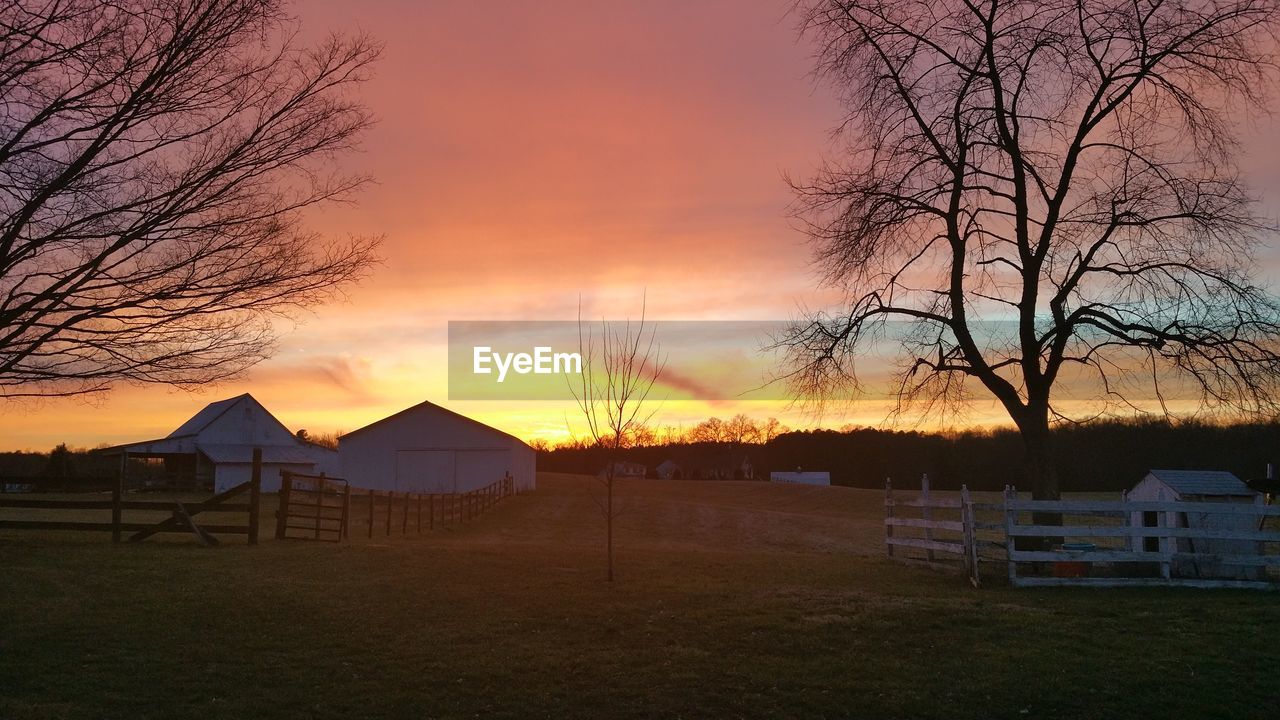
[2,0,1278,451]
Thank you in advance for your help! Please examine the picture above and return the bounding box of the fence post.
[386,491,394,536]
[275,470,292,540]
[312,477,324,540]
[368,491,375,539]
[341,484,351,540]
[417,494,423,533]
[1004,485,1017,586]
[112,452,127,543]
[921,474,934,562]
[248,448,262,545]
[961,484,978,587]
[402,492,409,534]
[884,477,894,558]
[429,494,435,530]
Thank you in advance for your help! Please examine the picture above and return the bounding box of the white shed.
[338,400,536,494]
[105,394,338,493]
[1126,469,1264,579]
[770,471,831,486]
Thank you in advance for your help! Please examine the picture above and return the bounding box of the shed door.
[395,451,455,493]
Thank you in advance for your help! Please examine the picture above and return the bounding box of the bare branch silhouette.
[0,0,382,399]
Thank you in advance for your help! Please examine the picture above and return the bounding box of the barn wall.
[213,462,313,493]
[339,404,537,493]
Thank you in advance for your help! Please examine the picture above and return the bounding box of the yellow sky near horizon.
[1,0,1278,452]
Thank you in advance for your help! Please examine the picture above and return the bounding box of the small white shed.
[770,471,831,486]
[338,400,536,494]
[1126,469,1264,579]
[105,394,338,493]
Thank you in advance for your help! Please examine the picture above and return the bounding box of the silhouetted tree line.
[539,419,1279,492]
[0,445,164,491]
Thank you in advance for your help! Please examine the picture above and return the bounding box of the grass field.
[1,473,1277,719]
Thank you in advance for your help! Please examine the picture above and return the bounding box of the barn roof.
[1146,469,1253,496]
[167,394,247,437]
[196,444,324,465]
[341,399,530,448]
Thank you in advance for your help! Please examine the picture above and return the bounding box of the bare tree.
[0,0,381,399]
[570,301,664,582]
[782,0,1280,502]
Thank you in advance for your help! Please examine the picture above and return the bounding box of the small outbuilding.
[1126,469,1264,579]
[338,400,536,494]
[770,471,831,486]
[103,394,338,492]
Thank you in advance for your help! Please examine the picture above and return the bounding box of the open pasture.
[1,474,1277,719]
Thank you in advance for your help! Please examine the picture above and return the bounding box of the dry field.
[1,473,1276,719]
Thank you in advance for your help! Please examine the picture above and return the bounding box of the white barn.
[1126,469,1264,579]
[106,394,338,492]
[338,400,536,494]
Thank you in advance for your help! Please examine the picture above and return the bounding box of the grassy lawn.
[1,473,1277,719]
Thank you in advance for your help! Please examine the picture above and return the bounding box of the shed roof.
[196,444,323,465]
[1146,469,1252,496]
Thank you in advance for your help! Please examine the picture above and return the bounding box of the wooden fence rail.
[275,471,517,542]
[885,476,981,586]
[0,448,263,546]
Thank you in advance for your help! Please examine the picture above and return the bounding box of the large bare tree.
[783,0,1280,501]
[0,0,380,399]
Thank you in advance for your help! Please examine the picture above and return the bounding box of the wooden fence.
[276,471,517,542]
[1003,488,1280,589]
[884,476,981,586]
[0,449,263,546]
[885,477,1280,589]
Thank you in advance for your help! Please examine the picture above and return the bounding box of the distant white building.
[770,471,831,486]
[105,394,338,492]
[338,400,536,494]
[1126,469,1264,579]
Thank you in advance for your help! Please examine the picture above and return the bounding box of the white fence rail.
[883,479,1280,590]
[1003,489,1280,590]
[885,477,980,586]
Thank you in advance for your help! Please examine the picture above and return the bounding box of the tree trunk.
[607,469,614,582]
[1018,409,1061,552]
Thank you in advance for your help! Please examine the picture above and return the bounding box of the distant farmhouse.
[600,461,646,479]
[339,400,536,494]
[654,449,754,481]
[103,394,337,492]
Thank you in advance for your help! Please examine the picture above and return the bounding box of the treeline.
[539,418,1280,492]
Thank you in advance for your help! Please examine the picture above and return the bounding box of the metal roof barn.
[103,394,338,492]
[338,400,536,494]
